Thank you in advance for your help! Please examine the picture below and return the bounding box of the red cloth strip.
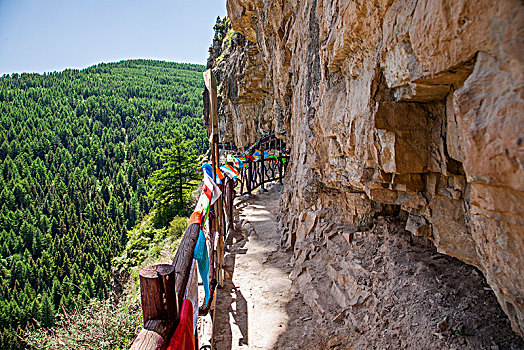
[166,299,195,350]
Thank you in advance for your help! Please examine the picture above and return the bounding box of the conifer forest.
[0,60,206,348]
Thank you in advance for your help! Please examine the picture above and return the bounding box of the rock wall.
[209,0,524,336]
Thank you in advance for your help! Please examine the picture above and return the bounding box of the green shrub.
[23,297,142,350]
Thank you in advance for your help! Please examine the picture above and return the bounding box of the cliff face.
[212,0,523,336]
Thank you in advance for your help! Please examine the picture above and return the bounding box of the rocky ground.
[212,185,523,349]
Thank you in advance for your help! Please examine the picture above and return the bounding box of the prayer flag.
[184,261,199,332]
[203,185,212,202]
[234,157,244,168]
[166,299,195,350]
[225,164,239,177]
[203,162,223,184]
[220,165,238,179]
[203,173,222,206]
[188,211,201,225]
[202,163,213,178]
[215,166,225,181]
[194,230,210,303]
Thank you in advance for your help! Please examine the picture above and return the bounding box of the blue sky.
[0,0,227,75]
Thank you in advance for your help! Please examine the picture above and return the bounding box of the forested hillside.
[0,59,206,348]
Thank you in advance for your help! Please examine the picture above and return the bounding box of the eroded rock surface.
[208,0,524,337]
[216,187,524,349]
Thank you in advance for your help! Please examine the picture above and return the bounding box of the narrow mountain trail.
[212,185,324,350]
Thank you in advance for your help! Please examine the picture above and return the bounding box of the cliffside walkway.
[212,185,320,350]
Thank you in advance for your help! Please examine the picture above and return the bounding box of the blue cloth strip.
[193,229,210,303]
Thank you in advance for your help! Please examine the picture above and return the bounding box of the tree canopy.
[0,59,207,348]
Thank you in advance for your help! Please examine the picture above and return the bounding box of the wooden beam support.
[204,69,225,289]
[173,223,201,311]
[130,319,173,350]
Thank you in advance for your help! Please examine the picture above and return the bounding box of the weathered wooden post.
[139,264,178,324]
[260,144,265,191]
[247,162,252,194]
[130,264,177,350]
[239,167,245,194]
[203,69,225,289]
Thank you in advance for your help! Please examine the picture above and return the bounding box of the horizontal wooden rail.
[238,155,289,195]
[173,224,201,312]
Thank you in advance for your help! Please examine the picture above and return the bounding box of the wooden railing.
[129,69,226,350]
[130,223,200,349]
[129,181,234,350]
[237,133,289,195]
[238,154,289,195]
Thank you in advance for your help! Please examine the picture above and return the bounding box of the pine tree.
[147,130,201,218]
[51,277,61,308]
[39,293,55,327]
[30,299,41,324]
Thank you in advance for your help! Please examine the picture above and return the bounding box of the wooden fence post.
[130,264,178,350]
[247,162,252,194]
[139,264,178,324]
[278,152,283,184]
[260,149,265,191]
[204,69,225,288]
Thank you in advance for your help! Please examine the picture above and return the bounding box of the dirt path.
[213,185,319,349]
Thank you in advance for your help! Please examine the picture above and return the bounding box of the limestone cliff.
[208,0,524,337]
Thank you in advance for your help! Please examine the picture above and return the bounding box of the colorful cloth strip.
[202,162,225,184]
[225,164,239,176]
[235,157,243,168]
[220,165,238,179]
[188,211,201,225]
[226,154,244,169]
[193,229,210,303]
[166,299,195,350]
[252,149,261,161]
[184,260,199,332]
[200,170,221,223]
[203,173,222,206]
[202,163,213,178]
[216,167,225,183]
